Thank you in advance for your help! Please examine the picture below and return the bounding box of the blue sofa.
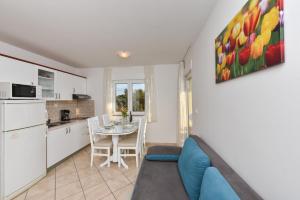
[131,135,262,200]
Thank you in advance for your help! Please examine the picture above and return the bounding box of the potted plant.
[120,106,128,125]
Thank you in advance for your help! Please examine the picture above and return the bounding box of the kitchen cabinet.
[47,121,90,168]
[0,55,87,101]
[0,56,38,85]
[54,71,87,101]
[54,71,73,100]
[39,68,87,101]
[71,75,87,95]
[38,68,55,99]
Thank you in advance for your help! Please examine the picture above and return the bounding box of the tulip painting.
[215,0,284,83]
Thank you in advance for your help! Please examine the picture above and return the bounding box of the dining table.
[95,123,138,168]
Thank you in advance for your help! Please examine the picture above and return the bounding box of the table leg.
[111,135,119,162]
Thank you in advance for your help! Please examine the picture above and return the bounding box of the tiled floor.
[13,146,139,200]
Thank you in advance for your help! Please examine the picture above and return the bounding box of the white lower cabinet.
[47,121,90,168]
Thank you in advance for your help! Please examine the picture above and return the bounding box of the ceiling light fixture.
[117,51,131,59]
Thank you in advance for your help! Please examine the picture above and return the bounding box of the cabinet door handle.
[66,128,68,134]
[59,93,61,99]
[69,127,71,133]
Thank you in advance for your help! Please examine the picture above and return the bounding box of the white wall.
[80,68,104,117]
[185,0,300,199]
[81,64,179,144]
[0,41,82,75]
[147,64,179,143]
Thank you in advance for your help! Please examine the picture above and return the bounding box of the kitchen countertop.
[47,118,88,132]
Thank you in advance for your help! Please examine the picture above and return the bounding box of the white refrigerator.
[0,100,47,200]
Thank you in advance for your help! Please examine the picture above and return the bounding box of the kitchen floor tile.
[56,181,82,200]
[114,184,134,200]
[84,182,111,200]
[56,172,79,189]
[101,194,116,200]
[105,175,131,192]
[26,189,55,200]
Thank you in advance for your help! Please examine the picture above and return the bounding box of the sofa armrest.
[145,146,182,161]
[147,146,182,155]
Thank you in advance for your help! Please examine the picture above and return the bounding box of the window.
[115,83,128,112]
[113,80,145,115]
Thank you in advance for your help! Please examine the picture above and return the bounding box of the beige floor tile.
[101,194,116,200]
[56,181,82,200]
[62,191,85,200]
[98,167,123,181]
[114,184,134,200]
[56,172,79,189]
[106,175,131,192]
[12,191,27,200]
[56,159,77,177]
[74,158,92,170]
[26,176,55,198]
[123,168,138,183]
[77,167,99,179]
[79,173,105,190]
[26,189,55,200]
[84,182,111,200]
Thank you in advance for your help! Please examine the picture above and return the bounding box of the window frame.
[112,79,145,116]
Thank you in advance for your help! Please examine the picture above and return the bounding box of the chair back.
[87,117,100,146]
[102,114,110,126]
[136,117,145,152]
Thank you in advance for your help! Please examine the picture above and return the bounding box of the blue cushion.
[145,154,179,161]
[199,167,240,200]
[178,137,211,200]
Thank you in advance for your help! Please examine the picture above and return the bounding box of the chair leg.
[135,154,139,168]
[118,148,121,168]
[107,148,110,167]
[90,148,94,167]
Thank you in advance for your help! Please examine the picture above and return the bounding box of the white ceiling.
[0,0,216,68]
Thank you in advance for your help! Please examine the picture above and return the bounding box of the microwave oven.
[0,82,42,100]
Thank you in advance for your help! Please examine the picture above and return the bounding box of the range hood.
[72,94,91,100]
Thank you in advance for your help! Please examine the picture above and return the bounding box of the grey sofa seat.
[132,160,189,200]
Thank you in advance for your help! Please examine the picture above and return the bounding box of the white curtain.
[144,66,157,123]
[178,62,189,146]
[103,67,113,119]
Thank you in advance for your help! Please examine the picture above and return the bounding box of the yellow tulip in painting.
[215,0,285,83]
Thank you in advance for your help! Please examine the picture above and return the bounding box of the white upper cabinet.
[0,55,87,100]
[0,56,38,85]
[55,71,73,100]
[71,76,87,95]
[53,71,87,101]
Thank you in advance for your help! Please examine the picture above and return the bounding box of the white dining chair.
[117,118,144,168]
[87,117,112,167]
[102,114,111,126]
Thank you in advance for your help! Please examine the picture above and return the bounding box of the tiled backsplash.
[46,100,95,123]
